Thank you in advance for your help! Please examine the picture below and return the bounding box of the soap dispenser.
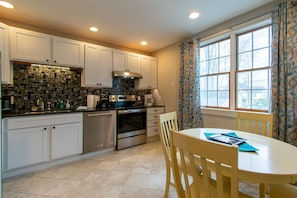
[66,100,70,109]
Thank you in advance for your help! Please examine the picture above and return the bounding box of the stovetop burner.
[108,94,143,110]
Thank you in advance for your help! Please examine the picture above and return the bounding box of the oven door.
[117,109,146,133]
[116,108,147,150]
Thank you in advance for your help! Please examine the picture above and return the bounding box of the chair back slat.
[170,130,239,198]
[236,111,273,137]
[158,112,178,162]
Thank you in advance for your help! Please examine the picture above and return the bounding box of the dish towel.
[204,132,258,152]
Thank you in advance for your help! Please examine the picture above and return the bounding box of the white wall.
[153,43,180,113]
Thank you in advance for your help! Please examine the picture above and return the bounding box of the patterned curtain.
[178,39,203,130]
[272,0,297,146]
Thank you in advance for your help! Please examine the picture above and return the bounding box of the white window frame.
[200,14,272,114]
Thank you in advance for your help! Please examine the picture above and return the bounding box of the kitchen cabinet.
[51,122,82,160]
[82,43,112,87]
[2,113,83,171]
[0,22,11,84]
[147,107,165,137]
[10,27,84,68]
[6,126,49,170]
[10,27,51,64]
[135,56,158,89]
[112,49,140,73]
[52,36,84,68]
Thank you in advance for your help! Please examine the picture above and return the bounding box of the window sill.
[201,107,237,118]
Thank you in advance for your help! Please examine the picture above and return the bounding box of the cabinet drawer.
[147,107,164,114]
[5,113,82,130]
[147,126,159,137]
[147,119,158,127]
[147,114,159,121]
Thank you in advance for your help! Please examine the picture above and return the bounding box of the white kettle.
[144,94,154,107]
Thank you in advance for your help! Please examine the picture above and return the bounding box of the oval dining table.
[180,128,297,197]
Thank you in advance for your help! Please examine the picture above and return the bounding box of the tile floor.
[3,140,259,198]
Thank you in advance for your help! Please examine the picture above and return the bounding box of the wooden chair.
[269,183,297,198]
[236,111,273,137]
[170,130,252,198]
[158,111,179,197]
[236,111,273,196]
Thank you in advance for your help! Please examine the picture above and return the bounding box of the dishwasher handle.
[87,113,113,117]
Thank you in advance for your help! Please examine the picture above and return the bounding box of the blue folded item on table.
[204,132,258,152]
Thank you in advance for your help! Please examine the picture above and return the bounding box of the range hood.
[112,71,142,79]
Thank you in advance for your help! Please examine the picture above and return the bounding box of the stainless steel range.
[109,95,147,150]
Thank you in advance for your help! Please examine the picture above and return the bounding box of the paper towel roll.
[87,95,95,108]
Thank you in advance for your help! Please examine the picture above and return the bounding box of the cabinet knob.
[54,60,57,63]
[52,126,56,129]
[43,127,47,130]
[46,59,49,62]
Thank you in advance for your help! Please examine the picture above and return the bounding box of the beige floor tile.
[126,173,150,188]
[3,140,259,198]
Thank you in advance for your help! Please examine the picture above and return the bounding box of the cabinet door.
[51,122,82,160]
[99,46,113,87]
[150,58,158,88]
[137,56,158,89]
[7,127,48,170]
[112,49,127,71]
[10,27,51,64]
[127,52,140,73]
[52,37,84,68]
[0,22,11,84]
[140,56,151,88]
[83,43,100,86]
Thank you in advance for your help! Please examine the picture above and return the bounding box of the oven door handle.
[87,113,113,117]
[117,109,146,114]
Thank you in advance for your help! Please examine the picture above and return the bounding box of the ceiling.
[0,0,274,53]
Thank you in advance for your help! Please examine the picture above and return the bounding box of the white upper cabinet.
[99,46,113,87]
[136,55,158,89]
[82,43,112,87]
[127,52,140,73]
[10,27,51,64]
[52,36,84,68]
[0,22,11,84]
[112,49,140,73]
[10,27,84,68]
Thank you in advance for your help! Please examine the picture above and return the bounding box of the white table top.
[180,128,297,184]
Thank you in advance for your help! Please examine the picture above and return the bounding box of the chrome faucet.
[36,98,44,111]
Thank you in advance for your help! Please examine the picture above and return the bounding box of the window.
[199,19,272,112]
[200,39,230,108]
[236,26,271,111]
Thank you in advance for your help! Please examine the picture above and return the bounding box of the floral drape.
[272,0,297,146]
[178,39,203,130]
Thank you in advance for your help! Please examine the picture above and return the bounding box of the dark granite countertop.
[2,108,117,118]
[2,105,165,118]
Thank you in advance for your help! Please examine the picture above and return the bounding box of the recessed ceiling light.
[89,26,98,32]
[0,1,14,9]
[189,11,199,20]
[140,41,147,46]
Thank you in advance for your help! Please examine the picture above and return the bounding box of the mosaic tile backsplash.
[2,63,150,112]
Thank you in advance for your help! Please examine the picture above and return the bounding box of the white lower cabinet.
[2,113,83,171]
[147,107,165,137]
[7,126,49,170]
[51,122,82,160]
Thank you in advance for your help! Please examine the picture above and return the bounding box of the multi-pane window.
[200,39,230,108]
[199,21,272,112]
[236,26,271,111]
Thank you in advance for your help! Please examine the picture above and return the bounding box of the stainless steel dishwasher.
[83,110,116,153]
